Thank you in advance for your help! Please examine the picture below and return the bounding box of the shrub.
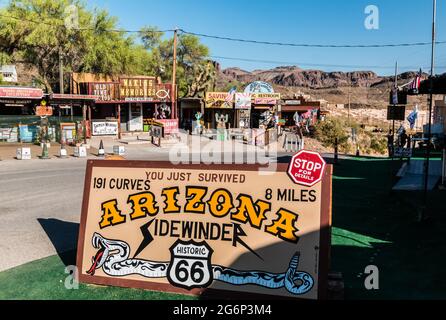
[314,117,351,152]
[369,135,387,155]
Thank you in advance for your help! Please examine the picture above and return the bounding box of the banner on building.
[77,161,332,300]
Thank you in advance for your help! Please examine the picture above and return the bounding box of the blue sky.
[5,0,446,75]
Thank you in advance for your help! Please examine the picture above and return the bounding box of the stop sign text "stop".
[288,150,326,187]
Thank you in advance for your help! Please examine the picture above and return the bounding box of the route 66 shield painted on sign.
[167,240,214,290]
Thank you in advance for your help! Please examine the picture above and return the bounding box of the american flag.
[409,69,422,91]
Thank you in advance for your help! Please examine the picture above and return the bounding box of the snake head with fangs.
[86,233,110,276]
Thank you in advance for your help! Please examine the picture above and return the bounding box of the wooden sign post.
[77,160,332,300]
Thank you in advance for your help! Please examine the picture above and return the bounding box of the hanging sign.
[77,161,332,300]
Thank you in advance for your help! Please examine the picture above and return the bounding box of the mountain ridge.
[219,65,425,90]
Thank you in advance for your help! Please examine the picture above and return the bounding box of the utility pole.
[393,61,398,138]
[422,0,437,220]
[59,47,64,94]
[172,28,178,120]
[348,72,351,123]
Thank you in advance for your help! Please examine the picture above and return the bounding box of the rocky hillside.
[219,66,424,90]
[216,65,444,129]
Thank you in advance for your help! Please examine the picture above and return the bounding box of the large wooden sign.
[77,161,332,299]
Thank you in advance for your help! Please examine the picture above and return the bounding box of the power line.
[181,29,446,49]
[0,14,174,33]
[1,12,445,49]
[210,55,446,70]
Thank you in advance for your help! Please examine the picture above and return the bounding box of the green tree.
[0,0,152,92]
[140,28,215,97]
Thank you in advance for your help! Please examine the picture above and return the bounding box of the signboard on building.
[253,93,281,105]
[155,84,173,102]
[158,119,179,135]
[0,87,43,99]
[244,81,274,94]
[77,161,332,300]
[92,121,119,136]
[205,92,234,109]
[235,93,252,109]
[285,100,302,105]
[36,106,53,117]
[119,77,156,101]
[89,83,117,102]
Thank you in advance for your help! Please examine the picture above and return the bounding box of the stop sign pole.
[288,150,327,187]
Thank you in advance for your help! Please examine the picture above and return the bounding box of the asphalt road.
[0,159,89,272]
[0,150,182,272]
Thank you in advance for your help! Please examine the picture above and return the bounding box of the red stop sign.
[288,150,327,187]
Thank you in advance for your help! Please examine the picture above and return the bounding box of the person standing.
[387,130,394,157]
